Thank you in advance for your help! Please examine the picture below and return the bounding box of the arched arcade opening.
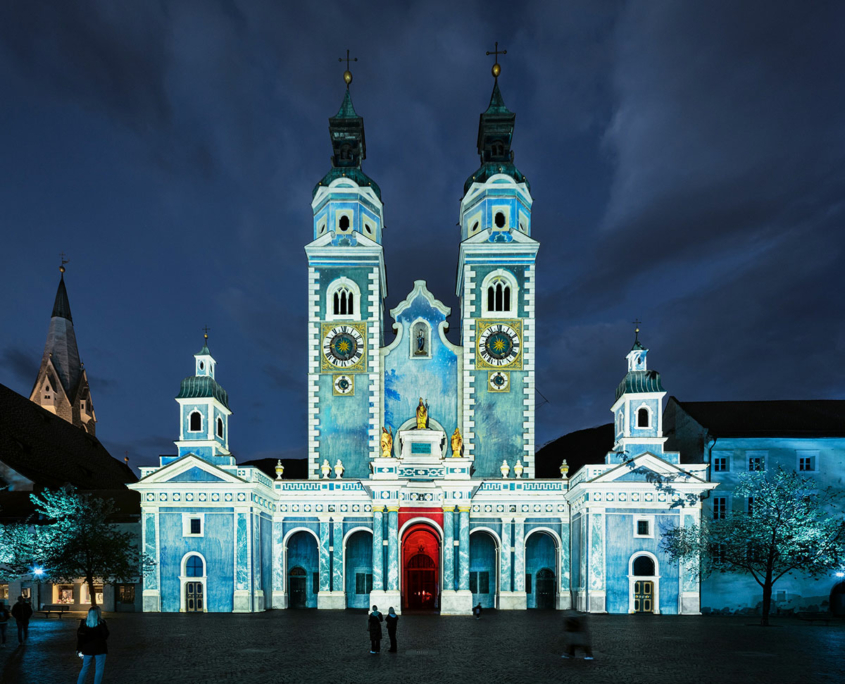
[344,529,373,609]
[469,530,498,609]
[402,523,440,611]
[525,530,557,610]
[286,530,318,609]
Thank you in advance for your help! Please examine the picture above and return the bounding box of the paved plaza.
[1,610,843,684]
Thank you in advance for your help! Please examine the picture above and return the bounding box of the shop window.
[57,585,74,604]
[0,584,7,601]
[117,585,135,604]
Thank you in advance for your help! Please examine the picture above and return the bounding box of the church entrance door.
[289,567,307,609]
[535,568,556,609]
[634,581,654,613]
[401,524,440,611]
[185,582,203,612]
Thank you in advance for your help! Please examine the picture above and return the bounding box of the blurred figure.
[0,602,9,646]
[76,606,109,683]
[473,602,483,620]
[561,610,594,660]
[385,607,399,652]
[11,596,32,645]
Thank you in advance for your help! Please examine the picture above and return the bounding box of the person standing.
[0,603,9,646]
[76,606,109,683]
[561,610,594,660]
[473,602,483,620]
[385,607,399,653]
[11,596,32,644]
[368,605,383,654]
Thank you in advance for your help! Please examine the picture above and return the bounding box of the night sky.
[1,2,843,473]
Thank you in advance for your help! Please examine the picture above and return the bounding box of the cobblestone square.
[1,611,843,684]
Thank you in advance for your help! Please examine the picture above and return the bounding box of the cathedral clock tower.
[304,70,386,479]
[457,67,539,478]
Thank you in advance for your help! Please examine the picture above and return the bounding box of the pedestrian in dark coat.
[76,606,110,683]
[473,602,483,620]
[368,605,383,654]
[0,603,9,645]
[561,610,594,660]
[11,596,32,644]
[385,607,399,653]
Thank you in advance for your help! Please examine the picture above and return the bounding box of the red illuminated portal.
[402,524,440,610]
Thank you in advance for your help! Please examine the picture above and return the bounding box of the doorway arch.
[628,552,660,614]
[285,530,319,609]
[525,530,558,609]
[401,523,440,611]
[344,529,373,609]
[469,529,499,609]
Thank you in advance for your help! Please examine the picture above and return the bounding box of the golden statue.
[451,428,463,457]
[380,426,393,458]
[416,397,428,429]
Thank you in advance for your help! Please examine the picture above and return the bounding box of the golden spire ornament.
[486,41,507,80]
[339,49,357,88]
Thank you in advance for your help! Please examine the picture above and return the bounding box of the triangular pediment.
[137,454,243,485]
[591,453,706,485]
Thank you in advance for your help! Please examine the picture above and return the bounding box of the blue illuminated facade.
[130,79,717,616]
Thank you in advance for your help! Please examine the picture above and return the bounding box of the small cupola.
[195,332,216,379]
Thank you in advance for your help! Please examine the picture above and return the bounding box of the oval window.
[494,212,506,228]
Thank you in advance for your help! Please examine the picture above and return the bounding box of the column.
[318,520,331,592]
[332,518,344,593]
[372,506,384,591]
[142,512,161,612]
[442,506,455,592]
[458,506,470,591]
[514,519,525,592]
[233,512,251,612]
[386,507,399,591]
[500,518,512,593]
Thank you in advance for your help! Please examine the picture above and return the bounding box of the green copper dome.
[177,376,230,409]
[615,370,665,402]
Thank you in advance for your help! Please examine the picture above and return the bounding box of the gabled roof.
[0,383,135,490]
[588,452,708,486]
[670,398,845,438]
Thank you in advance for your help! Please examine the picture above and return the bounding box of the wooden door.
[634,581,653,613]
[185,582,203,612]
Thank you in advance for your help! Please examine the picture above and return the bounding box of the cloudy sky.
[1,1,843,471]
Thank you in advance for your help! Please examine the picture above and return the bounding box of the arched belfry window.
[216,417,224,438]
[189,411,202,433]
[637,407,650,428]
[327,277,361,321]
[481,269,518,316]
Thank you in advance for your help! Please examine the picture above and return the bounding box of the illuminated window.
[117,584,135,604]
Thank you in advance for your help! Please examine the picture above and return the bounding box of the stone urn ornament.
[514,459,524,478]
[500,460,510,478]
[334,459,344,479]
[321,459,331,479]
[275,459,284,480]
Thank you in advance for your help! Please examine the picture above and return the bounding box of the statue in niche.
[380,426,393,458]
[451,428,463,457]
[413,322,428,356]
[416,397,429,429]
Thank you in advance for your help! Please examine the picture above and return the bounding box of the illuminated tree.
[30,488,154,606]
[662,467,845,625]
[0,522,37,580]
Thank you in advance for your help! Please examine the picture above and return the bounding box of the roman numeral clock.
[475,319,522,393]
[321,322,368,395]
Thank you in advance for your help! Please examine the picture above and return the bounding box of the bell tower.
[457,52,539,478]
[304,61,387,479]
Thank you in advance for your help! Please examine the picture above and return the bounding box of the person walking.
[76,606,109,683]
[473,602,483,620]
[367,605,383,654]
[11,596,32,644]
[561,610,594,660]
[385,607,399,653]
[0,603,10,646]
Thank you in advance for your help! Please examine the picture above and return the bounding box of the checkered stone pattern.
[307,267,321,477]
[522,262,535,478]
[461,266,476,461]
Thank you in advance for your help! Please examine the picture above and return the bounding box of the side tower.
[305,73,386,479]
[170,334,234,467]
[457,70,539,478]
[609,326,668,462]
[30,263,96,434]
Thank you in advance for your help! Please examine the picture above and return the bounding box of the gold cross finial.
[59,251,69,274]
[339,49,357,88]
[202,325,211,343]
[633,319,642,342]
[486,41,507,80]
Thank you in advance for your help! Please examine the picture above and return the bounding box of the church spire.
[30,260,96,434]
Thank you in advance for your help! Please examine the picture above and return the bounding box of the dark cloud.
[1,1,841,460]
[0,346,39,386]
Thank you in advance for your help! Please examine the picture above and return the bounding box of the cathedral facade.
[129,73,715,615]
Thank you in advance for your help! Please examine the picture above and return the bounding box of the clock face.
[477,321,522,369]
[333,374,354,395]
[489,371,509,392]
[321,324,366,371]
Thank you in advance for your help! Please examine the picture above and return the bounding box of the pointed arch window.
[481,269,518,316]
[326,277,361,321]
